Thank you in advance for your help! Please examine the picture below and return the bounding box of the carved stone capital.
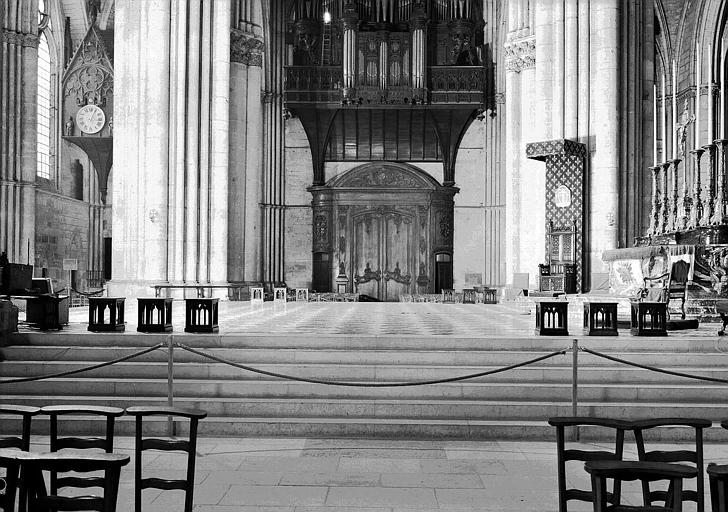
[230,28,263,67]
[503,35,535,73]
[1,29,40,48]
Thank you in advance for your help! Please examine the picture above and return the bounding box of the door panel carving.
[310,162,457,301]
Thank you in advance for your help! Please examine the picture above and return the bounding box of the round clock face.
[76,105,106,134]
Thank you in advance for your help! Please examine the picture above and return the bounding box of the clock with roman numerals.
[76,104,106,135]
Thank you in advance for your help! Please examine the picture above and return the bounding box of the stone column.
[112,0,231,297]
[112,0,171,296]
[504,33,536,286]
[229,28,264,284]
[588,0,619,269]
[262,0,286,285]
[0,0,38,266]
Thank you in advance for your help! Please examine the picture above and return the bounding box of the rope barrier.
[0,343,166,385]
[71,288,105,297]
[581,346,728,385]
[174,342,568,387]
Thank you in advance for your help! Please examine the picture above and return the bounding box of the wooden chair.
[125,406,207,512]
[20,451,129,512]
[708,463,728,512]
[548,417,631,512]
[585,460,698,512]
[643,259,690,319]
[632,418,710,512]
[0,448,23,512]
[0,405,41,512]
[41,405,125,495]
[0,405,41,451]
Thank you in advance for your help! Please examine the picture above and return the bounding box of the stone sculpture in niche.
[676,98,695,158]
[64,116,74,136]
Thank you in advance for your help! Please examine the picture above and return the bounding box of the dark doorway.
[312,252,330,292]
[435,253,452,292]
[103,237,112,280]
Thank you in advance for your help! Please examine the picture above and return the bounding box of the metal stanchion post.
[168,337,175,436]
[572,339,579,441]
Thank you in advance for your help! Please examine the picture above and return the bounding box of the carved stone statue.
[87,0,100,26]
[676,98,695,158]
[65,116,74,136]
[107,116,113,136]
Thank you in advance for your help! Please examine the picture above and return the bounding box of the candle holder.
[703,143,717,224]
[669,159,681,232]
[689,148,705,228]
[649,165,661,235]
[713,139,728,225]
[661,161,672,232]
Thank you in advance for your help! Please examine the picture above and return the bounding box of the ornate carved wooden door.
[353,208,414,301]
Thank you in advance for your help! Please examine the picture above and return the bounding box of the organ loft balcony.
[283,0,489,185]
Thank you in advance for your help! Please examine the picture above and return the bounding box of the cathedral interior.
[0,0,726,303]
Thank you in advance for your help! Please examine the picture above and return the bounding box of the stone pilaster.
[0,1,39,266]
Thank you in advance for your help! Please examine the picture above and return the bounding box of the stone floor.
[53,299,722,338]
[18,436,725,512]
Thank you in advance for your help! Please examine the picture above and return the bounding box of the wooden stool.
[137,297,173,332]
[630,301,667,336]
[585,460,697,512]
[535,301,569,335]
[481,287,497,304]
[295,288,309,302]
[250,287,264,303]
[633,418,710,512]
[19,451,129,512]
[184,298,219,333]
[273,287,287,302]
[548,417,630,512]
[583,302,619,336]
[125,407,207,512]
[462,289,476,304]
[442,289,456,303]
[88,297,125,332]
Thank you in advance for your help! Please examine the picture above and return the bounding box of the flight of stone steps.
[3,330,728,440]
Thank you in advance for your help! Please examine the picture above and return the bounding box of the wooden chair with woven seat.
[125,406,207,512]
[632,418,710,512]
[0,448,25,512]
[642,259,690,319]
[19,451,129,512]
[585,460,698,512]
[40,405,125,496]
[548,417,632,512]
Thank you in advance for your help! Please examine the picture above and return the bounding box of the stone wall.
[35,190,90,291]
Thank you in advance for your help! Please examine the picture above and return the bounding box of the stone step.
[6,345,728,368]
[2,413,727,442]
[3,392,728,420]
[4,359,728,386]
[7,331,721,352]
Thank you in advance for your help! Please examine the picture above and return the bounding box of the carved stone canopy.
[63,27,113,107]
